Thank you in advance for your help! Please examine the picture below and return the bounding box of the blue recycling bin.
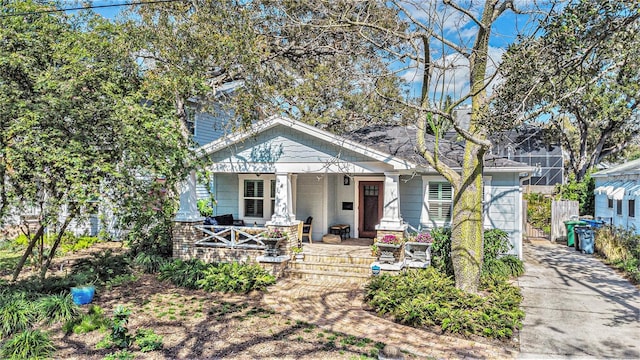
[581,219,605,229]
[574,226,595,254]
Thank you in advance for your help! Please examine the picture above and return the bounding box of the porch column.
[376,172,407,231]
[267,172,295,226]
[174,170,204,221]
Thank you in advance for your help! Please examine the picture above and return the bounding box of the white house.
[176,115,533,259]
[593,158,640,233]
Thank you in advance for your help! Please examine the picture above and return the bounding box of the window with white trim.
[243,180,264,217]
[629,199,635,218]
[608,198,613,209]
[428,182,453,223]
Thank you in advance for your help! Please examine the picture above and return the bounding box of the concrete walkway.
[262,279,517,359]
[518,240,640,359]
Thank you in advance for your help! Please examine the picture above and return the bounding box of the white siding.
[295,174,325,242]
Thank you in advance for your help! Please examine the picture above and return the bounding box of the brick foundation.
[172,220,203,260]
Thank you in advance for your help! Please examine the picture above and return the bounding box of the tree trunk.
[39,213,76,280]
[450,140,485,293]
[12,225,45,281]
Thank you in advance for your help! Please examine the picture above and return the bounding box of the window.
[629,200,636,218]
[270,179,276,218]
[244,180,264,217]
[428,182,452,223]
[616,199,623,216]
[608,198,614,209]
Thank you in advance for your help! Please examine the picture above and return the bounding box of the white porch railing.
[194,225,270,249]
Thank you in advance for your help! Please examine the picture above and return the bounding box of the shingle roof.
[347,124,529,170]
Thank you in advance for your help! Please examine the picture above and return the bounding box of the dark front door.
[358,181,383,238]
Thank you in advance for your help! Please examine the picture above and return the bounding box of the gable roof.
[592,158,640,177]
[199,116,531,172]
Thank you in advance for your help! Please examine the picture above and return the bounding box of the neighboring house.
[593,158,640,233]
[490,126,564,192]
[178,115,533,259]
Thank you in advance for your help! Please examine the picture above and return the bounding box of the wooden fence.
[550,200,579,243]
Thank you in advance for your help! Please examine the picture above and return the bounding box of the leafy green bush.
[111,305,132,349]
[556,173,595,216]
[134,328,163,352]
[482,229,524,279]
[158,259,209,289]
[430,227,524,279]
[133,252,169,274]
[197,198,214,217]
[36,293,79,325]
[595,226,640,284]
[429,227,453,276]
[365,268,524,340]
[524,192,552,234]
[159,259,276,293]
[0,329,55,360]
[197,262,276,293]
[0,292,38,338]
[71,250,131,286]
[105,274,139,290]
[62,305,109,335]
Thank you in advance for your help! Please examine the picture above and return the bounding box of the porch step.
[302,254,376,265]
[288,260,374,275]
[285,268,372,283]
[285,253,376,283]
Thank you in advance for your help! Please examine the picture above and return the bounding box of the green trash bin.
[564,220,587,247]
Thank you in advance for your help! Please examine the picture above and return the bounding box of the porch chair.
[301,216,313,244]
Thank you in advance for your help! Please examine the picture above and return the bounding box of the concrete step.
[302,254,376,265]
[288,260,373,275]
[285,268,372,283]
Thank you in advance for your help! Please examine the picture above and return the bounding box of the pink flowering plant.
[377,234,403,245]
[410,232,433,244]
[262,228,287,239]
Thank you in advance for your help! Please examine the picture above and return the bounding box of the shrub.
[556,173,595,216]
[36,293,79,325]
[159,259,276,293]
[482,229,524,279]
[0,292,38,338]
[365,268,524,340]
[71,250,131,286]
[429,227,453,276]
[134,328,163,352]
[0,329,56,360]
[197,262,276,293]
[595,226,640,284]
[133,252,168,274]
[158,259,209,289]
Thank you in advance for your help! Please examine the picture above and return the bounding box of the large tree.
[493,0,640,180]
[0,2,190,280]
[126,0,407,135]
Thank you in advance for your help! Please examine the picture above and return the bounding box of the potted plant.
[261,228,287,257]
[375,234,404,264]
[290,245,304,261]
[70,272,97,305]
[370,244,380,257]
[405,231,433,263]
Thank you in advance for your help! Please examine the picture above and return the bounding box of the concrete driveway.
[518,240,640,359]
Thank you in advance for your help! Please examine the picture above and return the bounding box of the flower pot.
[404,242,432,263]
[70,286,95,305]
[261,237,286,257]
[376,243,403,264]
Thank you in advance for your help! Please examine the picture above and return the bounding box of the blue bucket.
[70,286,95,305]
